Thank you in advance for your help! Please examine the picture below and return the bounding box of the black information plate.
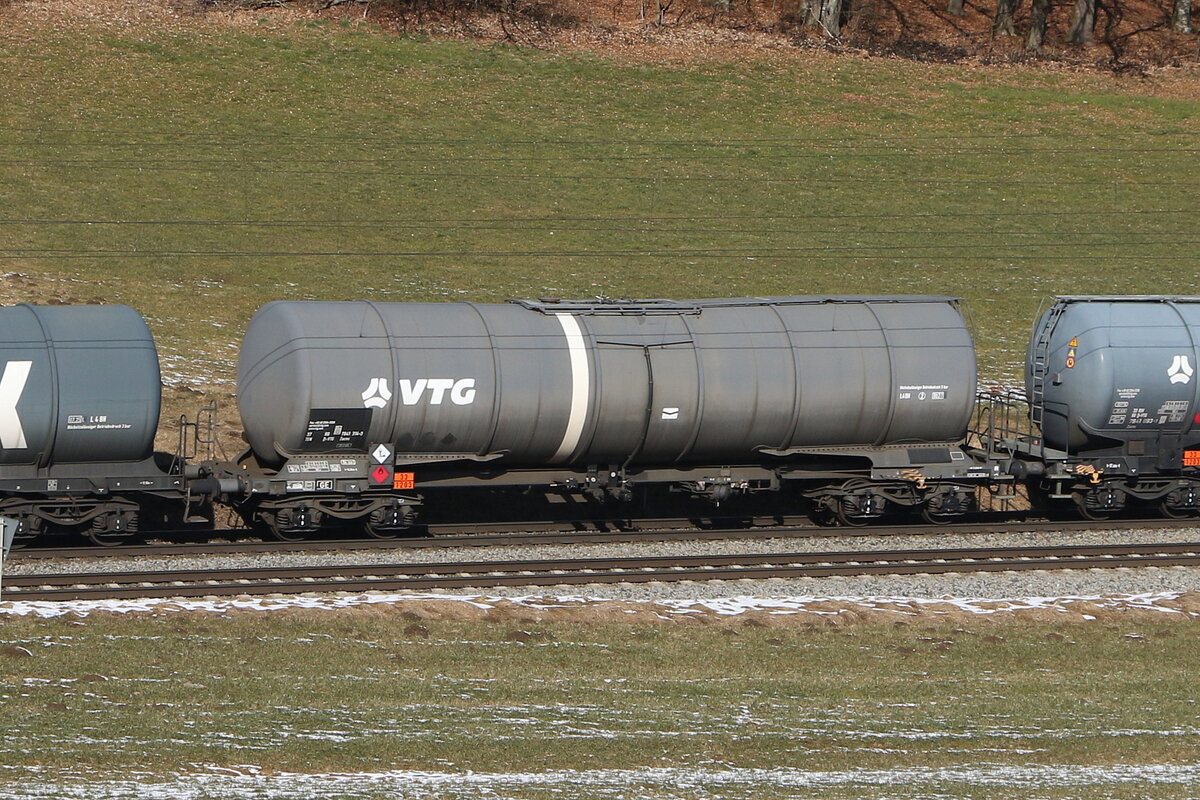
[300,408,372,452]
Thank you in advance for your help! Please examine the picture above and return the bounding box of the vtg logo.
[362,378,477,409]
[1168,355,1195,385]
[361,378,393,409]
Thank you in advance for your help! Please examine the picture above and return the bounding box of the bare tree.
[993,0,1019,35]
[1173,0,1193,32]
[1067,0,1095,42]
[661,0,677,24]
[808,0,846,36]
[639,0,674,25]
[947,0,965,17]
[1026,0,1050,48]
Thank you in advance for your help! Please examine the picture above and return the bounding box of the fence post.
[0,517,17,601]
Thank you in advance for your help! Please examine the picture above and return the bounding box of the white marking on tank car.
[361,377,393,408]
[0,360,32,449]
[398,378,476,405]
[1168,355,1194,385]
[552,313,590,463]
[362,377,477,408]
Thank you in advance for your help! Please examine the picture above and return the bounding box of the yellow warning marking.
[1069,337,1078,347]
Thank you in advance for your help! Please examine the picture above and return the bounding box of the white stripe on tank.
[0,360,32,449]
[551,313,590,463]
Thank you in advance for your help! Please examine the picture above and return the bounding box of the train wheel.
[1076,506,1112,521]
[261,509,315,542]
[1159,502,1194,519]
[834,480,885,527]
[1072,489,1122,521]
[363,521,401,539]
[835,497,871,527]
[268,525,308,543]
[1160,494,1200,519]
[919,490,971,525]
[364,503,416,539]
[87,512,135,547]
[1158,486,1200,519]
[87,530,130,547]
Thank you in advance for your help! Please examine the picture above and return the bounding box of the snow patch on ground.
[5,762,1200,799]
[0,590,1194,619]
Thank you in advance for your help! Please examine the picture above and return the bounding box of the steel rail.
[11,517,1198,562]
[6,541,1200,601]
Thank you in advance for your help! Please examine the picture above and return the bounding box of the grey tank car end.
[998,296,1200,519]
[0,304,210,543]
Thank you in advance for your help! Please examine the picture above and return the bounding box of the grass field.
[1,15,1197,401]
[2,608,1200,798]
[2,14,1199,797]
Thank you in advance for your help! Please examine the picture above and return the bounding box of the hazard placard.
[370,464,393,485]
[393,472,415,490]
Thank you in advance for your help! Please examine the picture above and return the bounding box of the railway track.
[11,517,1200,562]
[7,541,1200,601]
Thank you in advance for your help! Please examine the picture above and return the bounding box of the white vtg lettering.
[361,377,477,408]
[399,378,477,405]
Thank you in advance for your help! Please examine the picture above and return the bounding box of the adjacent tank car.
[997,296,1200,519]
[0,304,202,543]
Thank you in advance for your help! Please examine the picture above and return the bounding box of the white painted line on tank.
[0,360,32,449]
[551,313,590,463]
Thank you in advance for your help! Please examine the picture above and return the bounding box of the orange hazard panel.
[393,472,416,490]
[1184,451,1200,467]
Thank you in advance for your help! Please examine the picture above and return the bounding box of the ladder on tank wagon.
[1028,300,1068,431]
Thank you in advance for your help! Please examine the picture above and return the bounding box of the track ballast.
[7,540,1200,602]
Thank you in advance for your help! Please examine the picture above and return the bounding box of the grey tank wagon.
[0,304,208,544]
[229,295,988,537]
[988,296,1200,520]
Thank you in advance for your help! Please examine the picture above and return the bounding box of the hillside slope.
[4,0,1199,68]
